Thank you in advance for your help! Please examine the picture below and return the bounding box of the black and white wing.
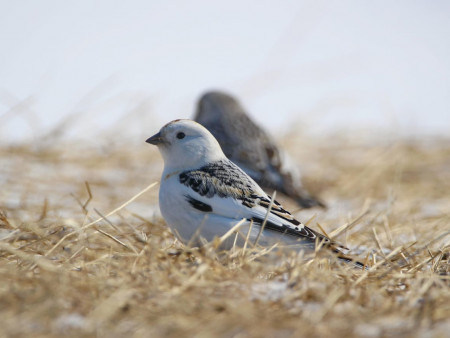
[178,159,335,247]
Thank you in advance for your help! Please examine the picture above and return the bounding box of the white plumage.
[147,119,363,266]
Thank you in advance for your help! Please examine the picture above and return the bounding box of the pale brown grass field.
[0,131,449,337]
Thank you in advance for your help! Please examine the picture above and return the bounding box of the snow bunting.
[194,91,325,209]
[146,119,363,267]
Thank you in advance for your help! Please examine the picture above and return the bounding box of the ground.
[0,132,449,337]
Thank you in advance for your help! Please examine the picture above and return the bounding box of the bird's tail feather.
[333,250,369,270]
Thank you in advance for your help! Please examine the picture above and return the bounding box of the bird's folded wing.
[179,181,331,246]
[178,159,339,246]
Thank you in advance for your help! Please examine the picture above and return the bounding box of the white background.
[1,1,449,144]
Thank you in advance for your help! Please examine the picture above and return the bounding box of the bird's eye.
[176,132,185,139]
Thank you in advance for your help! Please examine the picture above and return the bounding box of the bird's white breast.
[159,168,250,247]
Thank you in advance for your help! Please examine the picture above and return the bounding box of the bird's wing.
[194,92,281,179]
[178,159,335,246]
[194,93,325,208]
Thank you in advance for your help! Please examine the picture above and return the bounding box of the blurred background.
[1,0,449,144]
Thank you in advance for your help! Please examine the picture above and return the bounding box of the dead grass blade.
[45,181,158,257]
[0,242,59,272]
[254,191,276,246]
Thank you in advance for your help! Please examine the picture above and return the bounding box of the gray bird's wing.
[194,91,326,208]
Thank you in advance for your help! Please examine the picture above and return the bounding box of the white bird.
[194,91,325,209]
[146,119,363,267]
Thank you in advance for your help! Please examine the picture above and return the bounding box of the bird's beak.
[146,132,164,145]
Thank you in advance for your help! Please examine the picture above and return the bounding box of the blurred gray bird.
[194,91,326,209]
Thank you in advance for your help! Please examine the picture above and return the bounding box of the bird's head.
[195,91,241,124]
[146,119,225,170]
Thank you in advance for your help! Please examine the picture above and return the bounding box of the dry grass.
[0,133,449,337]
